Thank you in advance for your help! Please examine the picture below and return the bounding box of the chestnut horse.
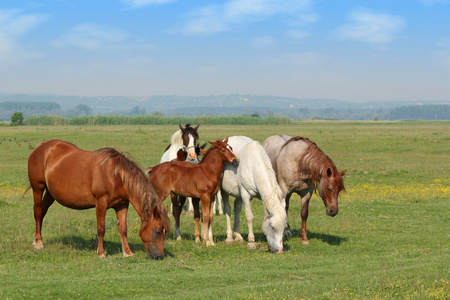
[263,135,346,245]
[160,124,201,215]
[147,138,239,246]
[27,140,170,259]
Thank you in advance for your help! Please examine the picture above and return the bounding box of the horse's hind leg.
[222,192,234,243]
[95,200,108,258]
[33,189,55,249]
[114,204,133,257]
[232,198,244,243]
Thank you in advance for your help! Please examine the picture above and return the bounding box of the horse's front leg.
[192,197,201,243]
[280,184,293,239]
[96,200,108,258]
[240,193,255,243]
[114,203,133,257]
[200,196,214,246]
[172,195,186,241]
[207,196,215,246]
[300,191,312,245]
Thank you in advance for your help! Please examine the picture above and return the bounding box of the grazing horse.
[160,124,200,214]
[147,138,239,246]
[27,140,170,259]
[219,136,286,253]
[262,135,346,245]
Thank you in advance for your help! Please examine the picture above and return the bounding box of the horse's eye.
[221,149,226,153]
[327,187,332,191]
[155,230,162,235]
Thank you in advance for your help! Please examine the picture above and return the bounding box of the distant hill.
[0,92,448,121]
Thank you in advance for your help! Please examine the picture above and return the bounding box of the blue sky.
[0,0,449,102]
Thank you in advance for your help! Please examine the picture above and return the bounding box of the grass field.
[0,121,449,299]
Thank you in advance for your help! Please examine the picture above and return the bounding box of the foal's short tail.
[144,167,153,175]
[22,185,32,198]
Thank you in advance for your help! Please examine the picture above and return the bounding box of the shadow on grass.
[289,229,347,246]
[48,235,175,258]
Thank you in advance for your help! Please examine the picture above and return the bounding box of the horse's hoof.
[176,236,182,241]
[195,238,201,243]
[225,238,234,244]
[98,254,107,259]
[247,242,260,250]
[32,242,44,249]
[206,241,216,247]
[301,240,310,246]
[123,252,134,258]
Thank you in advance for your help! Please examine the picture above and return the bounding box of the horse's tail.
[144,167,153,175]
[22,185,32,198]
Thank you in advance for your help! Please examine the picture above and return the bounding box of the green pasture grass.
[0,121,449,299]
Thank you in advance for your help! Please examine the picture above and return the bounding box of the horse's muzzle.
[147,254,164,260]
[232,159,239,166]
[326,208,338,217]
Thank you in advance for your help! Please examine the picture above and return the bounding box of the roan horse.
[160,124,201,214]
[27,140,170,259]
[263,135,346,245]
[218,136,286,253]
[147,138,239,246]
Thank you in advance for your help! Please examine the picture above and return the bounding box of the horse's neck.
[200,149,224,177]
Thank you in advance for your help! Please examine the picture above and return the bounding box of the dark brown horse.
[27,140,170,259]
[263,135,346,245]
[147,138,239,246]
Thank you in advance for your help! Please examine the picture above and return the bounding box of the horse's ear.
[327,167,333,177]
[194,124,200,130]
[179,124,185,131]
[200,148,207,155]
[341,169,347,176]
[223,137,229,144]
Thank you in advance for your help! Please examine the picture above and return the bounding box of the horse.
[262,135,346,245]
[147,138,239,246]
[218,136,286,253]
[160,123,200,164]
[159,124,202,214]
[26,140,170,259]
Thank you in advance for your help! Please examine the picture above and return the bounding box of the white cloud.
[0,9,48,62]
[179,0,313,36]
[334,8,406,44]
[119,0,176,9]
[53,23,128,50]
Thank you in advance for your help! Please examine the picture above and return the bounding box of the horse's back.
[262,135,291,171]
[28,140,79,183]
[28,140,112,208]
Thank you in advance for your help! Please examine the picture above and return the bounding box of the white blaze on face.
[187,133,197,161]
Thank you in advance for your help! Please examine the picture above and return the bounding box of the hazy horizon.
[1,1,449,102]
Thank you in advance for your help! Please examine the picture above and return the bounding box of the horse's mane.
[170,129,184,150]
[282,137,344,191]
[93,148,170,231]
[246,142,286,231]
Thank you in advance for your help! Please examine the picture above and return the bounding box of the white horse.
[219,136,286,253]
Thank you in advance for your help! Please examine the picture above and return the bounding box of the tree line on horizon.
[1,101,449,122]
